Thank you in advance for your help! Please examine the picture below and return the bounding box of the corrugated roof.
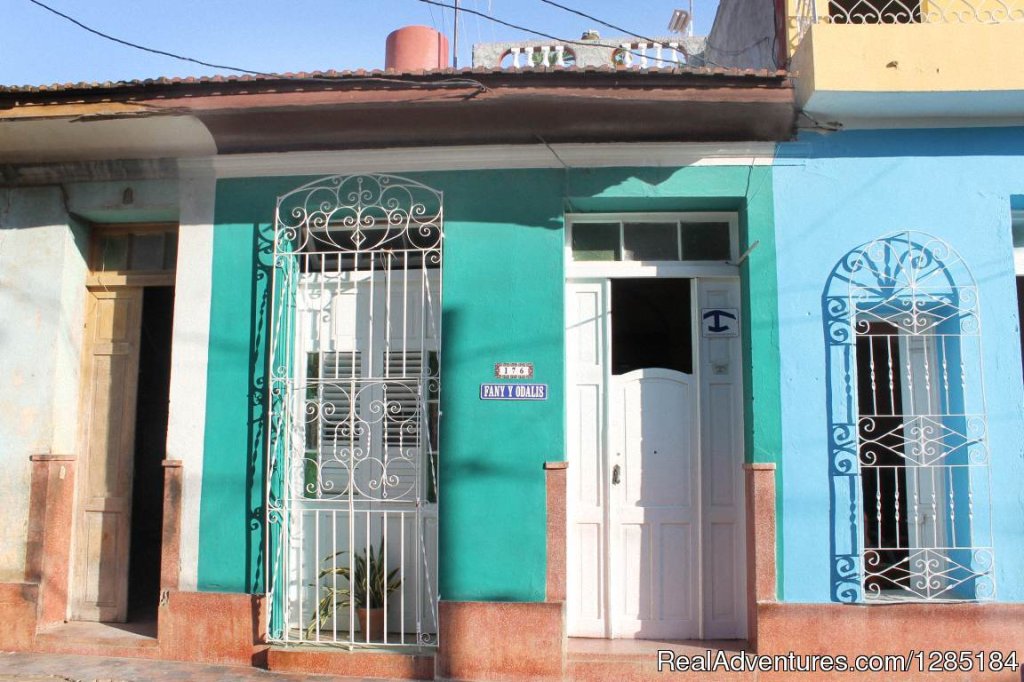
[0,65,788,96]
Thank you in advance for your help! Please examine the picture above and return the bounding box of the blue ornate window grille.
[824,232,995,602]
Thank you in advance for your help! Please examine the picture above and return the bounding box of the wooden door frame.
[67,223,178,623]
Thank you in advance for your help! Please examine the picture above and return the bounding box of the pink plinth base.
[26,455,77,629]
[0,588,265,666]
[756,601,1024,678]
[267,647,434,680]
[158,591,265,666]
[545,461,567,603]
[0,583,38,651]
[437,600,565,682]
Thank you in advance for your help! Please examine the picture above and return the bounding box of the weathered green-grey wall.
[197,165,782,601]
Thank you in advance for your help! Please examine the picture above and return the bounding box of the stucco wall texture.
[0,179,178,584]
[0,187,85,582]
[198,164,779,602]
[773,128,1024,603]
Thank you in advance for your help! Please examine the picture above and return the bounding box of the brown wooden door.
[71,287,143,622]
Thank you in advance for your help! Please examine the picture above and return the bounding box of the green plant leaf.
[305,535,403,634]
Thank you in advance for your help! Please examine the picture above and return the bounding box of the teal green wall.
[198,185,272,592]
[740,167,785,598]
[197,165,783,601]
[435,171,565,601]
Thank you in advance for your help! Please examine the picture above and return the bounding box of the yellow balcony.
[786,0,1024,123]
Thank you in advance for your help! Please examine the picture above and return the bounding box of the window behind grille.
[314,351,363,449]
[308,350,438,501]
[855,322,911,592]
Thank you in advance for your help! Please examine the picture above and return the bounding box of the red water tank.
[385,26,450,71]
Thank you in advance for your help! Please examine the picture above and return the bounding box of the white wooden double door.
[566,278,746,640]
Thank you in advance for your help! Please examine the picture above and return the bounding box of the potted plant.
[308,538,401,641]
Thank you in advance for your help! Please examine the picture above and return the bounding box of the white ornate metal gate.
[267,174,442,646]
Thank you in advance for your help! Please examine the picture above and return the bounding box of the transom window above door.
[92,225,178,273]
[88,223,178,287]
[569,213,737,263]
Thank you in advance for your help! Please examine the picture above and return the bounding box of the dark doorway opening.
[611,278,692,375]
[855,321,910,592]
[1017,277,1024,384]
[127,286,174,623]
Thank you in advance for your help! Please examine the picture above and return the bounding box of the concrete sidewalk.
[0,651,413,682]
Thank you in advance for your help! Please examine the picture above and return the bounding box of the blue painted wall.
[773,128,1024,603]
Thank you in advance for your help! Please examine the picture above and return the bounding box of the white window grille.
[267,174,442,647]
[824,232,995,602]
[820,0,1024,24]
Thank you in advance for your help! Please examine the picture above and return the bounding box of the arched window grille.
[824,232,995,602]
[267,174,443,646]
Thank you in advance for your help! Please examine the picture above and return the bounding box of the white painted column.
[166,160,217,591]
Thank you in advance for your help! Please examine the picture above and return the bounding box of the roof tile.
[0,65,789,102]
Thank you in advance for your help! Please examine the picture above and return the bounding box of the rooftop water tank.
[385,26,450,71]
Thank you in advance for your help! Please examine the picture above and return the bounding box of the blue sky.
[0,0,721,86]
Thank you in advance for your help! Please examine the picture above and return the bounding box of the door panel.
[660,523,693,619]
[72,288,143,622]
[566,277,745,640]
[566,282,608,637]
[610,369,698,639]
[698,280,746,640]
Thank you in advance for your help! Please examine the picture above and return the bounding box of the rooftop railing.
[791,0,1024,50]
[800,0,1024,25]
[476,36,706,70]
[612,41,692,68]
[502,44,576,69]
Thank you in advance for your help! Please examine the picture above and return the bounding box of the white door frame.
[564,213,746,640]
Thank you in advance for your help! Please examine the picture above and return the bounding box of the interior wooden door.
[71,287,143,622]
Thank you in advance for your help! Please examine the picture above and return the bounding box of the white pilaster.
[166,160,216,591]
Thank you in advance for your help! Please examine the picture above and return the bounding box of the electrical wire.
[473,0,483,46]
[427,0,776,71]
[536,0,655,43]
[26,0,264,76]
[24,0,489,91]
[427,2,440,32]
[536,0,778,68]
[414,0,687,67]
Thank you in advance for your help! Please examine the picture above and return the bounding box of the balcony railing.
[612,41,691,68]
[799,0,1024,26]
[791,0,1024,49]
[502,45,576,69]
[477,36,706,70]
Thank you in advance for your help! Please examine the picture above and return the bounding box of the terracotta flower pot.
[356,607,386,642]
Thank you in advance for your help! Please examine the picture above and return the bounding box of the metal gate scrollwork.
[824,231,995,603]
[267,174,443,646]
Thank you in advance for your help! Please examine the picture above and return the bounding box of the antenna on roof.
[668,6,693,37]
[453,0,461,68]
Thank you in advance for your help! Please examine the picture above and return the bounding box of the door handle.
[612,464,621,485]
